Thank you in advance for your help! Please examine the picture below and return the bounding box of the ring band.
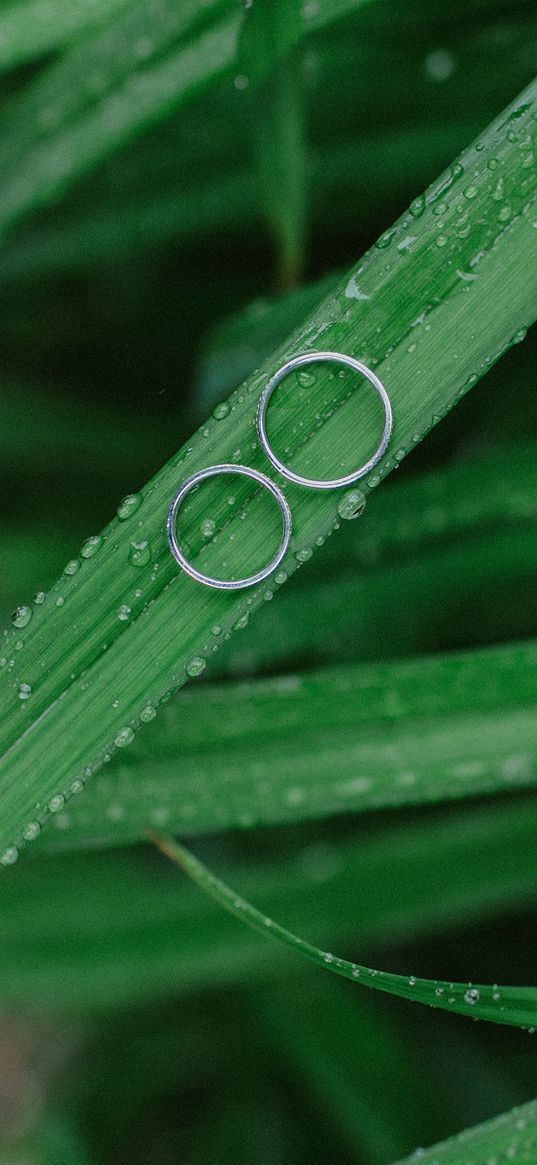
[167,463,292,590]
[256,351,393,490]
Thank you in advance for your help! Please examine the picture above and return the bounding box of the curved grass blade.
[0,83,536,865]
[152,833,537,1031]
[30,637,537,855]
[3,797,537,1009]
[393,1097,537,1165]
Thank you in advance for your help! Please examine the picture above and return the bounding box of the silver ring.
[256,351,393,489]
[167,464,292,590]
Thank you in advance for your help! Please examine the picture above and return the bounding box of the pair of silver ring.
[167,351,392,590]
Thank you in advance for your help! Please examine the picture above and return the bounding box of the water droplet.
[34,591,45,605]
[432,201,448,217]
[464,987,480,1006]
[512,327,527,344]
[64,559,79,576]
[376,229,395,250]
[234,73,249,90]
[298,369,316,388]
[23,820,41,841]
[212,400,230,421]
[409,195,425,218]
[409,975,417,986]
[140,703,156,723]
[352,966,361,978]
[275,570,287,585]
[498,204,512,223]
[48,793,65,813]
[233,613,249,631]
[128,539,151,567]
[323,952,334,963]
[56,596,65,607]
[464,184,478,199]
[436,234,448,247]
[71,778,84,795]
[296,547,313,563]
[11,606,32,629]
[1,846,18,866]
[114,726,135,748]
[337,488,366,521]
[18,682,32,701]
[117,493,142,520]
[186,657,206,678]
[117,604,131,622]
[81,535,103,558]
[201,518,216,538]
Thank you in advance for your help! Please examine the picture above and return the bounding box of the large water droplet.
[18,682,32,700]
[63,559,79,576]
[464,987,480,1005]
[186,657,206,677]
[11,605,32,629]
[213,401,230,420]
[48,793,65,813]
[1,846,18,866]
[81,535,103,559]
[117,493,142,520]
[409,195,425,218]
[201,518,216,538]
[115,726,135,748]
[337,488,366,521]
[140,703,156,723]
[117,604,131,622]
[23,821,41,841]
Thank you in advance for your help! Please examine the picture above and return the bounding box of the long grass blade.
[153,833,537,1031]
[30,637,537,855]
[0,83,536,865]
[3,797,537,1008]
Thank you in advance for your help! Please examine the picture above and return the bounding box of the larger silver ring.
[256,351,393,490]
[167,464,292,590]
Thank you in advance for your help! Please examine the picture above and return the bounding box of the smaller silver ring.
[167,464,292,590]
[256,351,393,490]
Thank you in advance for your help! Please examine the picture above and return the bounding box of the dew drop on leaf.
[186,657,206,678]
[11,606,32,629]
[117,493,143,520]
[81,535,103,559]
[337,488,366,521]
[128,539,151,567]
[213,401,230,420]
[140,704,156,723]
[114,726,135,748]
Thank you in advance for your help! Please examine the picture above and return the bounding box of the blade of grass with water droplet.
[3,797,537,1008]
[0,82,536,863]
[152,831,537,1031]
[392,1097,537,1165]
[29,636,537,855]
